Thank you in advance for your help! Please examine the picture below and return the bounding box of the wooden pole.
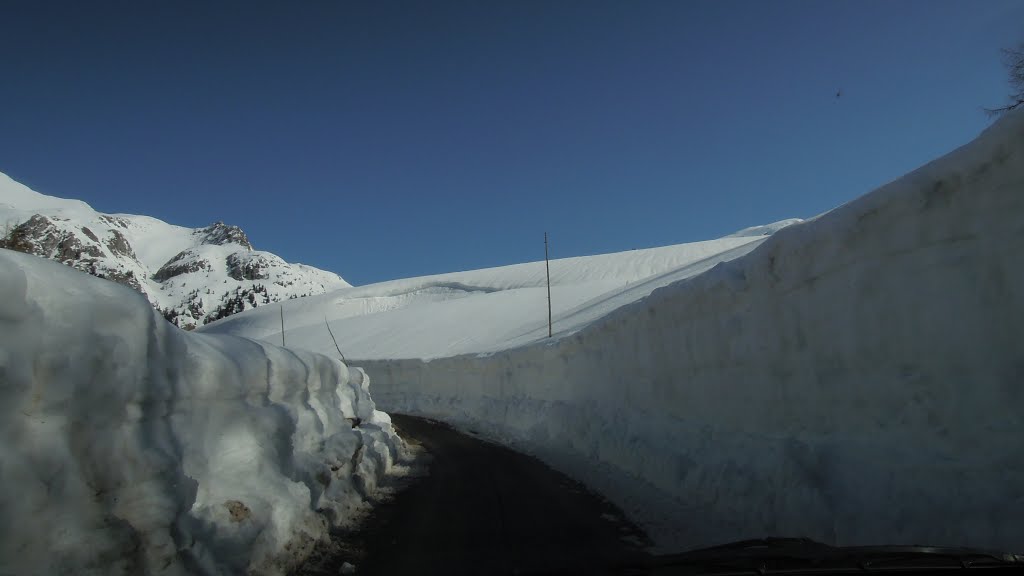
[280,304,285,347]
[545,232,552,338]
[325,316,346,362]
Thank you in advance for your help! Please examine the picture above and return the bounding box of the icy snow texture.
[0,249,401,576]
[357,113,1024,552]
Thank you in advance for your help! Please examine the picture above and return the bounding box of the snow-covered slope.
[0,249,404,576]
[200,225,801,359]
[356,111,1024,553]
[0,172,350,329]
[209,111,1024,554]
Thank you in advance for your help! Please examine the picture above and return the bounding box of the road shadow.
[295,414,651,576]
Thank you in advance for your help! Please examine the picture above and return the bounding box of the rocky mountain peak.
[1,213,145,292]
[195,221,252,250]
[3,214,103,263]
[1,174,351,331]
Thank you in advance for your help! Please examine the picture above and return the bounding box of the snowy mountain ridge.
[0,171,350,328]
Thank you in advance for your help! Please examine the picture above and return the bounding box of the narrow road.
[300,414,651,576]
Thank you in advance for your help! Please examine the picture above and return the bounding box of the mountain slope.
[0,172,350,329]
[200,219,801,359]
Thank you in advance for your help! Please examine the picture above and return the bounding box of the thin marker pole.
[545,232,552,338]
[280,304,286,347]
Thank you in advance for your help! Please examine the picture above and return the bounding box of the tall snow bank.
[0,249,402,576]
[360,111,1024,553]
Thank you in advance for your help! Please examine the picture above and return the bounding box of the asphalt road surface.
[298,414,651,576]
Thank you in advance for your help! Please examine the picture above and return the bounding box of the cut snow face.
[0,172,350,330]
[199,221,801,359]
[0,249,405,576]
[209,111,1024,555]
[360,111,1024,553]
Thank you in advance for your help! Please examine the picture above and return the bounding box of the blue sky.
[1,1,1021,285]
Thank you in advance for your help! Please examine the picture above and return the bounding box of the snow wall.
[0,249,402,576]
[359,111,1024,553]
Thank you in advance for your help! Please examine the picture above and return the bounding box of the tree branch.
[984,99,1024,117]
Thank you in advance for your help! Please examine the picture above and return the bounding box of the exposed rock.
[57,236,103,262]
[2,214,102,262]
[153,249,211,282]
[99,215,130,229]
[226,253,271,281]
[105,229,136,260]
[89,266,143,293]
[195,221,252,250]
[0,215,149,296]
[1,223,34,254]
[224,500,251,523]
[2,214,61,256]
[2,184,348,332]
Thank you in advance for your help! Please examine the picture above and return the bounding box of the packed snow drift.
[211,111,1024,554]
[0,249,403,576]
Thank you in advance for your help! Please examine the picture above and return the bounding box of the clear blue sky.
[1,1,1020,285]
